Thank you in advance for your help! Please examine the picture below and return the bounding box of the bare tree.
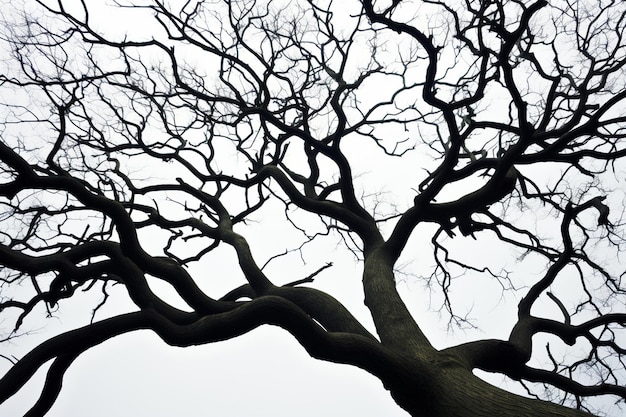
[0,0,625,416]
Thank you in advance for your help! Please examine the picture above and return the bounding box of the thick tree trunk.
[359,248,595,417]
[384,360,593,417]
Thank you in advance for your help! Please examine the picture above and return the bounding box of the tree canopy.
[0,0,625,416]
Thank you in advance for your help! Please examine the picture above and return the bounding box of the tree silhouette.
[1,0,625,416]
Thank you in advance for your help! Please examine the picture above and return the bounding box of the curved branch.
[23,353,78,417]
[0,312,151,404]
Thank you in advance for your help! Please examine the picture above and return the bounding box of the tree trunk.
[384,358,593,417]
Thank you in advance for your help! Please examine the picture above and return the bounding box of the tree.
[0,0,625,416]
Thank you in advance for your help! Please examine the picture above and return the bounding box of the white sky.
[2,328,410,417]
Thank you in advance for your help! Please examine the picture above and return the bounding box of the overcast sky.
[2,327,410,416]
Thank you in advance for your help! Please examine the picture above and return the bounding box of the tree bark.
[383,358,593,417]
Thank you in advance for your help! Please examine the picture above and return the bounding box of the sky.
[2,327,410,417]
